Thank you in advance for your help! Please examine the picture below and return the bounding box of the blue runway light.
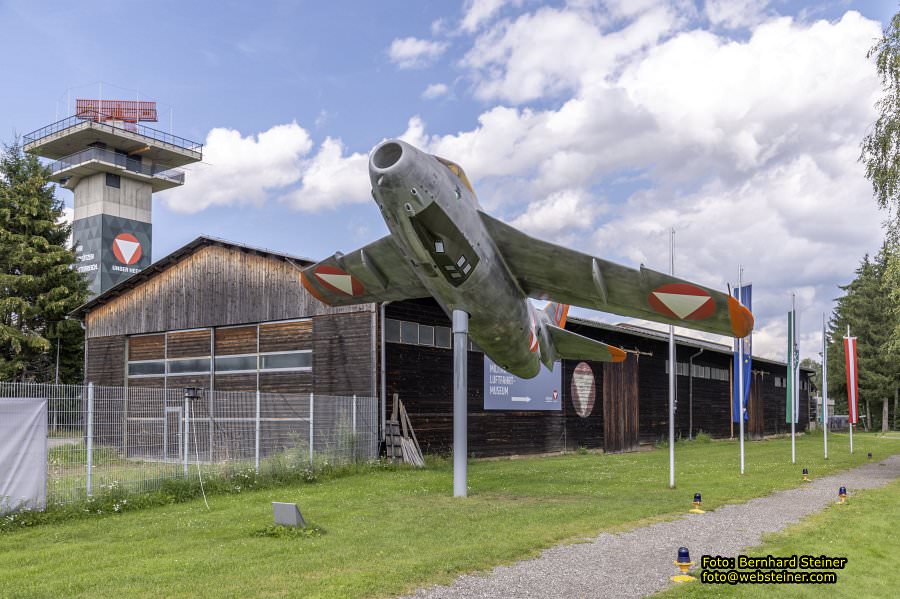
[838,486,847,504]
[689,492,705,514]
[802,468,810,482]
[671,546,697,582]
[694,493,701,503]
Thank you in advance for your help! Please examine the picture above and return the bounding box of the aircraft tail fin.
[545,302,569,329]
[545,324,626,363]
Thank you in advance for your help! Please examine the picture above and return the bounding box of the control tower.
[24,99,202,297]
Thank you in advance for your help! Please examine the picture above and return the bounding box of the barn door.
[748,372,765,440]
[603,355,640,453]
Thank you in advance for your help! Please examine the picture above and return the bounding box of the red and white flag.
[844,336,859,424]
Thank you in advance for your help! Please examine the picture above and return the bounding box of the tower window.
[106,173,121,188]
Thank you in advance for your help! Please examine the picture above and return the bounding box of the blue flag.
[732,285,752,422]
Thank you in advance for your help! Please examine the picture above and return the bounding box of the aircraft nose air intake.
[372,142,403,170]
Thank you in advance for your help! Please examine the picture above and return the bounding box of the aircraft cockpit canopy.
[434,156,477,202]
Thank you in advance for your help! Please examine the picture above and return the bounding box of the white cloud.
[705,0,771,29]
[388,37,449,69]
[422,83,449,99]
[161,123,313,214]
[509,189,604,238]
[461,0,516,33]
[281,138,370,212]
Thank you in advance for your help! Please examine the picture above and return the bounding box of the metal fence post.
[86,382,94,497]
[183,392,190,478]
[352,394,358,461]
[309,392,314,467]
[255,389,261,474]
[352,394,357,435]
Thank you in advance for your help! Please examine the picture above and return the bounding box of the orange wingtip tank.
[300,270,332,305]
[610,345,627,363]
[727,295,754,338]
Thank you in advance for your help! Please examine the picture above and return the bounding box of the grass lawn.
[656,474,900,598]
[2,432,898,599]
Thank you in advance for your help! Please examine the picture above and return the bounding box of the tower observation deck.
[24,99,203,297]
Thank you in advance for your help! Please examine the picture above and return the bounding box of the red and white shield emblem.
[648,283,715,321]
[112,233,142,265]
[313,265,365,296]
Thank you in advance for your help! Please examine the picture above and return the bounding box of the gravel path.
[404,455,900,599]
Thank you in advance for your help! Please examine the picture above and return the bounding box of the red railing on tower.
[75,99,158,123]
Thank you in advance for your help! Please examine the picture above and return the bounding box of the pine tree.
[0,139,88,382]
[827,245,898,430]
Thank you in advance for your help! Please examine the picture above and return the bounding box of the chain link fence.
[0,382,378,508]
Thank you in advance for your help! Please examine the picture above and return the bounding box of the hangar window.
[215,354,258,373]
[260,350,312,371]
[400,321,419,344]
[168,357,211,375]
[419,325,434,346]
[128,360,165,377]
[386,318,401,343]
[435,326,451,349]
[386,318,453,349]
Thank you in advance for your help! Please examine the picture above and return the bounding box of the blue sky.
[1,0,896,358]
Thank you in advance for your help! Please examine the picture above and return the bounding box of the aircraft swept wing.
[479,212,753,338]
[300,235,428,306]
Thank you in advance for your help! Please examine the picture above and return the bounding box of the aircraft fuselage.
[369,140,543,377]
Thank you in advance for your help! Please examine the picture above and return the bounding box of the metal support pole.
[86,382,94,497]
[452,310,469,497]
[738,271,745,475]
[352,394,357,436]
[255,389,261,473]
[823,313,828,460]
[668,228,675,489]
[309,392,315,467]
[791,295,796,464]
[183,394,190,477]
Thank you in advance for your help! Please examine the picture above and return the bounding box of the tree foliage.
[0,139,87,382]
[827,244,899,429]
[861,11,900,232]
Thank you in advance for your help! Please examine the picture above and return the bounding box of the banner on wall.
[483,357,561,411]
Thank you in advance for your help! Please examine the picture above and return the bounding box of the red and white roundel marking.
[313,265,365,296]
[571,362,595,418]
[648,283,715,321]
[112,233,142,265]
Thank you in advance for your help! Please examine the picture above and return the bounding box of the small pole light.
[273,502,306,528]
[802,468,810,482]
[838,486,847,504]
[867,452,872,460]
[689,492,705,514]
[671,546,696,582]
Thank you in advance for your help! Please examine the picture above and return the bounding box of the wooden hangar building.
[75,236,812,457]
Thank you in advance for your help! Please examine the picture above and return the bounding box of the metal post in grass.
[668,228,675,490]
[182,388,201,478]
[309,392,315,467]
[255,389,261,474]
[86,382,94,497]
[453,309,469,498]
[352,394,358,462]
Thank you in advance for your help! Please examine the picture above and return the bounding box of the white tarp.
[0,398,47,513]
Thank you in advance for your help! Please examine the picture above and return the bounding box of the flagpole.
[848,324,853,454]
[738,267,745,475]
[791,294,796,464]
[668,227,676,489]
[822,313,828,460]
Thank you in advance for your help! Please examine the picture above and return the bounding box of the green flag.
[786,310,794,423]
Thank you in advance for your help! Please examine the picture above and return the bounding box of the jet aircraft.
[300,140,754,379]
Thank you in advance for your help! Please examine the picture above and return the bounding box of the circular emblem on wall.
[112,233,142,265]
[571,362,595,418]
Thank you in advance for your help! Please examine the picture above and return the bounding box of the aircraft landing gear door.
[163,406,183,461]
